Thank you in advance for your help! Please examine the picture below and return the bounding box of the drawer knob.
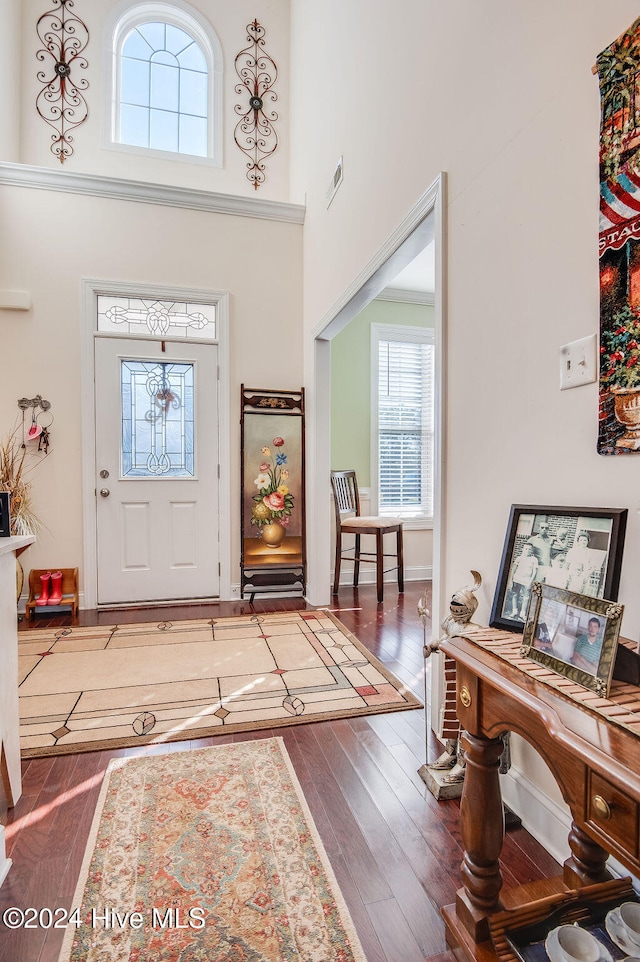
[592,794,611,819]
[460,685,472,708]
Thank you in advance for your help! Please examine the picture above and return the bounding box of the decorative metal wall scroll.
[36,0,89,162]
[234,20,278,189]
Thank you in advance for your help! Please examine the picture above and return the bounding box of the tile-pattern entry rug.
[19,609,422,757]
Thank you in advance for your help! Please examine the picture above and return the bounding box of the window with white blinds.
[373,325,434,521]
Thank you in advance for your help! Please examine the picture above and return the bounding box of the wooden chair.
[331,470,404,603]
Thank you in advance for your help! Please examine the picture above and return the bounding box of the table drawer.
[456,665,479,732]
[587,772,638,855]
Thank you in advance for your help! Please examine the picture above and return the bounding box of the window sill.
[104,139,222,169]
[382,516,433,531]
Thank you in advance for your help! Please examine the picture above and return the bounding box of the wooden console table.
[440,627,640,961]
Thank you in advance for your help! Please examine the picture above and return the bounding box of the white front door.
[94,336,219,604]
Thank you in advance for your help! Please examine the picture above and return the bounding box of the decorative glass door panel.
[121,360,194,478]
[95,338,218,604]
[97,294,216,340]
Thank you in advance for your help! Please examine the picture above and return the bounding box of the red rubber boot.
[36,571,52,605]
[49,570,63,605]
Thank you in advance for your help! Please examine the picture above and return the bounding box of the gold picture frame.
[521,583,624,697]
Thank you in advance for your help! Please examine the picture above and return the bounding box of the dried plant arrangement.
[0,424,44,535]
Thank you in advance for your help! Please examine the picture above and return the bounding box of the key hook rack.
[17,395,53,453]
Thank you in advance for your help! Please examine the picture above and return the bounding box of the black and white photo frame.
[490,505,627,633]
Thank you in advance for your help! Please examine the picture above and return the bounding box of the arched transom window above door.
[108,2,223,163]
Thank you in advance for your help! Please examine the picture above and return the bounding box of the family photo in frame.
[521,583,623,697]
[490,505,627,633]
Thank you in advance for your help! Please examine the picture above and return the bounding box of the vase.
[612,387,640,449]
[262,522,286,548]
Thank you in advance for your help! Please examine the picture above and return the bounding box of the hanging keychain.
[17,397,31,448]
[27,407,42,442]
[37,409,53,454]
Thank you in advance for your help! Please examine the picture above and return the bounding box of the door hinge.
[218,562,221,575]
[217,464,220,478]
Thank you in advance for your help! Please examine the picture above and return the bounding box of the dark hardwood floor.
[1,582,560,962]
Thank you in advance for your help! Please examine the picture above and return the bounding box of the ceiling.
[384,241,435,295]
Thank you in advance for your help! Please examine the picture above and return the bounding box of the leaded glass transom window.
[98,295,216,340]
[121,359,194,478]
[119,21,208,157]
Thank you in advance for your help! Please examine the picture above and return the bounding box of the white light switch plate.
[560,334,597,390]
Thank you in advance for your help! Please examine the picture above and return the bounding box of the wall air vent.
[326,156,344,208]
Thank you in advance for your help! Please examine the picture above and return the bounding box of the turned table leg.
[564,819,611,887]
[456,730,505,942]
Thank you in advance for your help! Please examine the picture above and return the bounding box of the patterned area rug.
[19,609,421,757]
[57,737,367,962]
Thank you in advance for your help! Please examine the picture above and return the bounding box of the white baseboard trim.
[336,565,432,586]
[501,765,571,866]
[231,566,431,601]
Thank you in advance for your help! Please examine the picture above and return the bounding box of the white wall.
[291,0,640,643]
[3,0,299,602]
[3,0,637,853]
[0,1,21,162]
[0,183,302,595]
[17,0,290,200]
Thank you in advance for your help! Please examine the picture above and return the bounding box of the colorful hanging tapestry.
[597,17,640,453]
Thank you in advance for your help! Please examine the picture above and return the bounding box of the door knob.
[100,488,110,498]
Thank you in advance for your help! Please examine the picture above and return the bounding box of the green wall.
[330,298,434,486]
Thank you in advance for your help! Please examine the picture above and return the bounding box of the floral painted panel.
[240,388,305,595]
[242,413,302,543]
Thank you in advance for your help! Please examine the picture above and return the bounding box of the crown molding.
[376,287,435,305]
[0,162,306,224]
